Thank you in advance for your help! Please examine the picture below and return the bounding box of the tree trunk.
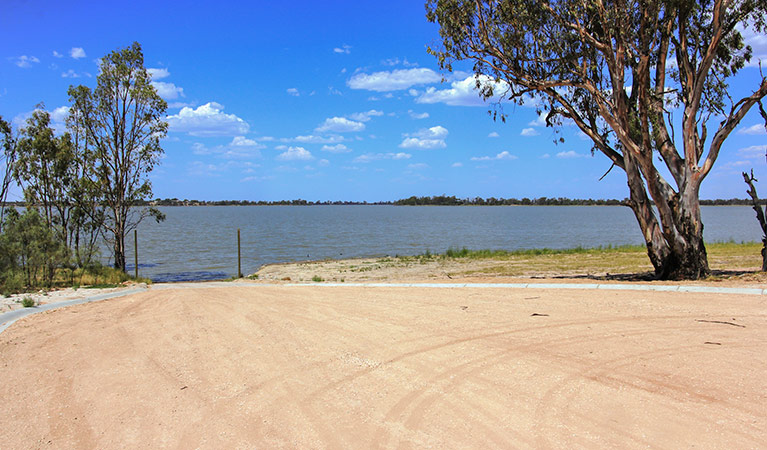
[113,218,126,272]
[625,158,710,280]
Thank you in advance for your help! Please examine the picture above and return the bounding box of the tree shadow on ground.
[537,269,764,282]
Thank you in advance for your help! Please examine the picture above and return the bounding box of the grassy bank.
[255,241,764,283]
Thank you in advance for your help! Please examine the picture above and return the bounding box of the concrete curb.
[0,287,148,335]
[154,281,767,295]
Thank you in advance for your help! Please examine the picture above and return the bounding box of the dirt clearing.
[1,284,765,448]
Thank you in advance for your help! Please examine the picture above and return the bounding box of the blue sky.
[2,0,766,202]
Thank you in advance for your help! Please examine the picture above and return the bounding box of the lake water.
[118,206,763,282]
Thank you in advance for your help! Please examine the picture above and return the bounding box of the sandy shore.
[1,282,765,448]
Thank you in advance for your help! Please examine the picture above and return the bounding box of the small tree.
[14,107,77,248]
[0,116,15,231]
[68,42,167,272]
[743,170,767,271]
[427,0,767,279]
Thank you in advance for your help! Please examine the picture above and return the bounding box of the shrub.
[312,275,323,282]
[21,296,35,308]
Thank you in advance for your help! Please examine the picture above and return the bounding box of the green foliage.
[21,296,35,308]
[312,275,324,282]
[67,42,167,271]
[0,207,69,289]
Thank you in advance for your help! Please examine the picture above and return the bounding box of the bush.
[312,275,323,282]
[21,296,35,308]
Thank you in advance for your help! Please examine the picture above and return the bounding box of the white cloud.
[70,47,86,59]
[737,123,766,135]
[541,153,551,159]
[277,146,314,161]
[318,159,330,167]
[13,55,40,68]
[407,163,429,169]
[520,127,539,137]
[61,69,80,78]
[52,51,63,58]
[230,136,265,148]
[321,144,351,153]
[315,117,365,133]
[286,88,300,96]
[742,26,767,66]
[738,145,767,159]
[152,81,184,100]
[333,44,352,54]
[471,151,517,161]
[416,75,509,107]
[292,134,345,144]
[348,110,383,122]
[451,162,463,167]
[167,102,250,137]
[488,132,500,138]
[147,68,170,80]
[347,68,441,92]
[408,110,429,120]
[556,150,588,159]
[528,112,548,127]
[399,126,448,150]
[354,152,411,163]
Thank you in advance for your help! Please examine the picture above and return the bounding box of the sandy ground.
[0,283,147,313]
[1,284,765,448]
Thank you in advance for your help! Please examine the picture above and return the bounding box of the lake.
[118,206,763,282]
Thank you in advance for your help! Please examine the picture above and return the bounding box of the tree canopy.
[427,0,767,279]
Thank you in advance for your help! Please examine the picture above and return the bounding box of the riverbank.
[251,242,767,286]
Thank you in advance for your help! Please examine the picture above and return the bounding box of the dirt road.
[1,284,765,448]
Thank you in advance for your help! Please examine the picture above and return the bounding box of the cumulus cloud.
[408,110,429,119]
[520,127,539,137]
[738,144,767,159]
[407,163,429,169]
[416,75,509,107]
[152,81,185,100]
[471,151,517,161]
[167,102,250,137]
[333,44,352,54]
[52,50,63,58]
[556,150,588,159]
[315,117,365,133]
[488,132,500,138]
[12,55,40,68]
[318,159,330,167]
[321,144,351,153]
[70,47,86,59]
[737,123,766,135]
[452,162,463,167]
[742,26,767,66]
[347,68,441,92]
[286,88,300,96]
[190,137,264,159]
[348,110,383,122]
[61,69,80,78]
[353,152,411,163]
[292,134,345,144]
[277,146,314,161]
[399,126,448,150]
[147,68,170,79]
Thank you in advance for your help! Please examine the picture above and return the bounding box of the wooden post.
[134,229,138,279]
[237,228,242,278]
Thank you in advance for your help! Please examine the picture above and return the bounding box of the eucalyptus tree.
[68,42,167,272]
[14,107,76,248]
[427,0,767,279]
[0,116,15,231]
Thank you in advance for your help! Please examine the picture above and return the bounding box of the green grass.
[83,283,122,289]
[312,275,324,282]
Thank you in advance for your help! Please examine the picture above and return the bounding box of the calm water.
[117,206,763,282]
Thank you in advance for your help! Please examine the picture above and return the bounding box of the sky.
[2,0,767,202]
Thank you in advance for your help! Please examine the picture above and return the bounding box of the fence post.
[237,228,242,278]
[134,229,138,279]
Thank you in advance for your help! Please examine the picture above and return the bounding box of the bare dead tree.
[742,170,767,271]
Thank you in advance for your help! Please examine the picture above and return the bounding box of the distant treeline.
[4,196,762,207]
